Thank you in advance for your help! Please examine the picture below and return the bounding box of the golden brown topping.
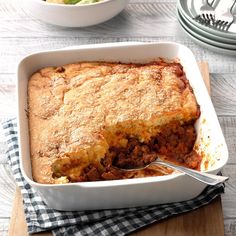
[28,60,200,184]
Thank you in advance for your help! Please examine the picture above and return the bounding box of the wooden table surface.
[0,0,236,235]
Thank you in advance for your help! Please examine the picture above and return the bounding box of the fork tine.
[222,21,229,30]
[214,20,230,31]
[201,13,215,25]
[214,20,222,29]
[219,21,226,30]
[213,0,236,31]
[194,0,236,31]
[206,13,215,24]
[225,21,233,31]
[193,0,216,26]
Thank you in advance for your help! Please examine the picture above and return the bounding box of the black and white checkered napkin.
[3,118,225,236]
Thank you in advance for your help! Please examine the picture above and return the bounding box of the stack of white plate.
[177,0,236,56]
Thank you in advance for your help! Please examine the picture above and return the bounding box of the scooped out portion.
[28,60,201,184]
[51,121,201,182]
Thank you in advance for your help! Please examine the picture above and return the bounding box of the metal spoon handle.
[153,160,228,186]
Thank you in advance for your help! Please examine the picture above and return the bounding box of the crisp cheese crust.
[28,61,200,184]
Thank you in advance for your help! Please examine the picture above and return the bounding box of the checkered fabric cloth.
[3,118,225,236]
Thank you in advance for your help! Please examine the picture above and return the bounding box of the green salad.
[45,0,103,4]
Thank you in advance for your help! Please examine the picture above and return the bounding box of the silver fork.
[213,0,236,31]
[194,0,215,25]
[117,157,229,186]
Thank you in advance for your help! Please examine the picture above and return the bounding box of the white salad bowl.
[17,42,228,211]
[22,0,129,27]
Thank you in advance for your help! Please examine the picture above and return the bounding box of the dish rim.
[17,41,229,188]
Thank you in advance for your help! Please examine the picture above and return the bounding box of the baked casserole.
[28,60,201,184]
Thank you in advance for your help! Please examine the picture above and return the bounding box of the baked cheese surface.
[28,61,199,183]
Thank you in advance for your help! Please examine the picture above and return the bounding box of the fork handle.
[154,160,229,186]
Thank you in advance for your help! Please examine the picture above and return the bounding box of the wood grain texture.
[7,188,52,236]
[225,219,236,236]
[0,219,9,236]
[211,74,236,116]
[0,117,14,163]
[0,86,16,118]
[221,165,236,218]
[218,117,236,164]
[7,188,29,236]
[0,164,15,218]
[0,1,184,38]
[1,39,236,74]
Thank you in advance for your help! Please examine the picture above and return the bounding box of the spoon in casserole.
[117,157,228,186]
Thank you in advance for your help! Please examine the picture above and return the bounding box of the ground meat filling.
[52,122,202,182]
[105,122,201,171]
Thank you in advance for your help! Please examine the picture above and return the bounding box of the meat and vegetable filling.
[52,121,202,182]
[109,122,198,169]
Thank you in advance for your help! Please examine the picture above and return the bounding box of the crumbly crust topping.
[28,61,199,183]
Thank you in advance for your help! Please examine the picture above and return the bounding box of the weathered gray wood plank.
[0,164,15,218]
[0,37,236,74]
[0,218,9,236]
[224,219,236,236]
[0,82,16,118]
[221,165,236,218]
[211,74,236,116]
[0,117,14,164]
[0,0,178,38]
[218,117,236,164]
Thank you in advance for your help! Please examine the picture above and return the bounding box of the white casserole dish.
[17,42,228,211]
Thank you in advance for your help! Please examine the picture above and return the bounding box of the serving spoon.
[118,157,229,186]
